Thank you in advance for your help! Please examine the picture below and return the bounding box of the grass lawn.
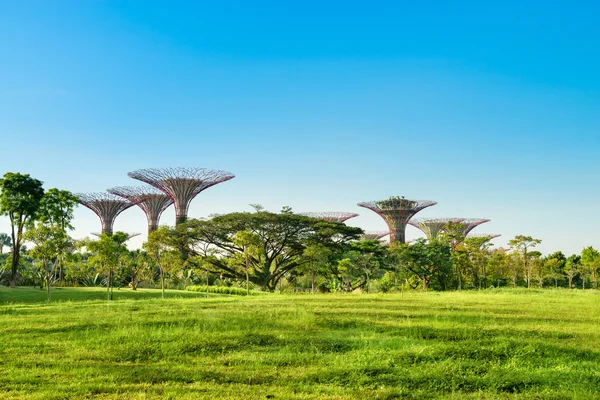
[1,287,599,399]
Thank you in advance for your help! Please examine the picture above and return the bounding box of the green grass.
[1,288,599,399]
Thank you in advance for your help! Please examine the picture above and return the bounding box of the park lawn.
[0,288,599,399]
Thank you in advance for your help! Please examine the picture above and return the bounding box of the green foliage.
[169,211,362,291]
[185,285,264,296]
[0,172,45,287]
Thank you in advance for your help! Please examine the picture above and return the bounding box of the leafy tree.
[462,236,495,289]
[580,247,600,289]
[565,254,581,289]
[171,211,362,291]
[24,225,70,301]
[232,230,261,295]
[119,250,153,290]
[508,235,542,288]
[301,244,331,293]
[0,233,11,254]
[545,251,566,288]
[144,227,184,298]
[37,188,78,284]
[79,232,129,300]
[0,173,45,287]
[391,239,453,291]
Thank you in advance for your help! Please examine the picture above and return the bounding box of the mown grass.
[1,288,599,399]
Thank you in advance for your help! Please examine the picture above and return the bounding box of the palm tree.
[0,233,11,254]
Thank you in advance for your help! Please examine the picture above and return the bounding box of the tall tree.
[0,173,45,287]
[508,235,542,288]
[545,251,566,288]
[391,239,453,291]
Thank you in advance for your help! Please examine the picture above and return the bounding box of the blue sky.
[1,1,599,254]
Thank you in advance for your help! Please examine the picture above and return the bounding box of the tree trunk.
[46,260,51,302]
[456,265,462,290]
[311,271,315,294]
[107,267,112,301]
[161,268,165,299]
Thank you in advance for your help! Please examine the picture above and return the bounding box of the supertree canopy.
[357,196,437,243]
[108,186,173,234]
[128,167,235,224]
[456,218,491,236]
[360,231,390,241]
[408,217,465,241]
[299,212,359,223]
[77,193,134,235]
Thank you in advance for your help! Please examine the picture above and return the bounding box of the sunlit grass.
[1,288,599,399]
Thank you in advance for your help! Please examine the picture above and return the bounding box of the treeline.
[1,173,599,298]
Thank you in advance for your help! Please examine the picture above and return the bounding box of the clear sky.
[1,1,599,255]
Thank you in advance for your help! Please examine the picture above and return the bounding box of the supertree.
[360,231,390,241]
[455,218,491,237]
[77,193,135,235]
[299,212,359,223]
[357,196,437,243]
[108,186,173,234]
[128,167,235,224]
[408,217,465,241]
[468,233,501,242]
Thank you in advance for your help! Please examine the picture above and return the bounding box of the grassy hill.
[1,288,599,399]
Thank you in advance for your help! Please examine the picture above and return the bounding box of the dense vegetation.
[1,288,599,399]
[1,172,600,295]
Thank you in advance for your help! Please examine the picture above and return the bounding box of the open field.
[1,288,599,399]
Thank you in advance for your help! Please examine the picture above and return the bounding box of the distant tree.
[462,236,494,289]
[508,235,542,288]
[544,251,566,288]
[0,233,11,254]
[0,173,45,287]
[79,232,129,300]
[580,247,600,289]
[120,250,153,290]
[232,230,261,295]
[301,244,331,293]
[565,254,581,289]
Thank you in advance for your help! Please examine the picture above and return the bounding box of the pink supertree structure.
[455,218,490,236]
[108,186,173,234]
[299,212,359,223]
[360,231,390,241]
[408,217,465,241]
[77,193,134,235]
[357,196,437,243]
[127,167,235,224]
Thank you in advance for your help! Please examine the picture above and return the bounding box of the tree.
[565,254,581,289]
[233,230,261,295]
[79,232,129,300]
[580,246,600,290]
[24,225,70,301]
[508,235,542,288]
[462,236,494,289]
[545,251,566,288]
[0,173,45,287]
[171,211,362,291]
[391,239,453,291]
[144,227,184,298]
[120,250,153,290]
[0,233,11,254]
[37,188,79,285]
[301,245,331,293]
